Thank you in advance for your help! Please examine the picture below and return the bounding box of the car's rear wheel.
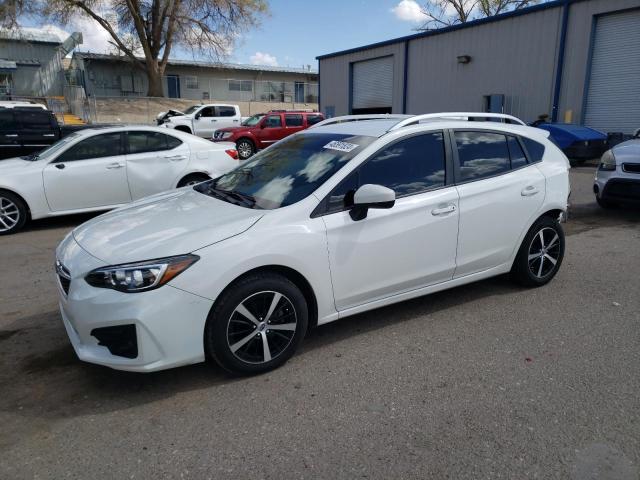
[511,216,565,287]
[0,191,27,235]
[205,273,308,375]
[236,139,255,160]
[177,173,210,187]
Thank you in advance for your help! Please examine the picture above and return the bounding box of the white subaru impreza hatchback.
[55,113,570,374]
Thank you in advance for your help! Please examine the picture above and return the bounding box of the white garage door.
[352,56,393,110]
[584,9,640,134]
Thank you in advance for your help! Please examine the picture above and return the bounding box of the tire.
[177,173,210,188]
[236,139,255,160]
[205,272,308,375]
[596,196,617,209]
[0,191,28,235]
[175,126,192,134]
[511,216,565,287]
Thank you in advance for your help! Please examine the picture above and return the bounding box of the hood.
[612,139,640,163]
[0,157,33,172]
[72,188,264,265]
[157,109,185,121]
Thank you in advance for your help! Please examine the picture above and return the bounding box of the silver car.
[594,132,640,208]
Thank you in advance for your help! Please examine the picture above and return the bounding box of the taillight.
[225,149,239,160]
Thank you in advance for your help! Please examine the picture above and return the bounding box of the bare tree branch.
[418,0,543,30]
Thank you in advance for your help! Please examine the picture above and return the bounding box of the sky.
[25,0,440,68]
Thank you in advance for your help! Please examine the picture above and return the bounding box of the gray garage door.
[584,9,640,134]
[352,56,393,111]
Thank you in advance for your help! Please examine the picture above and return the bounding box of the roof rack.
[389,112,526,130]
[309,114,410,129]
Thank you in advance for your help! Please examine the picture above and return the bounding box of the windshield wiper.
[199,183,258,208]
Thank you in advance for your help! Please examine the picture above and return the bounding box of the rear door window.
[216,106,236,117]
[454,131,510,182]
[127,131,172,154]
[285,114,304,127]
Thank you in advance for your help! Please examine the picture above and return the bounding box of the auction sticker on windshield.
[323,140,359,153]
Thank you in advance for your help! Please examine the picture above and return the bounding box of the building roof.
[74,52,318,75]
[317,0,589,60]
[0,27,65,45]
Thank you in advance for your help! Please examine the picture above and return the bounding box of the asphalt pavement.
[1,160,639,479]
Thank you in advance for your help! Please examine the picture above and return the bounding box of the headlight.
[85,254,199,293]
[599,150,616,171]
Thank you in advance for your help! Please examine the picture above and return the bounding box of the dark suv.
[212,110,324,159]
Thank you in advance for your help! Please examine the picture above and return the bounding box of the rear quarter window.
[521,137,546,163]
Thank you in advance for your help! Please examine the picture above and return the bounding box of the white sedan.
[0,126,239,234]
[55,113,570,374]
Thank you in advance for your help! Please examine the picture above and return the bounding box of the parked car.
[0,107,98,160]
[212,110,325,160]
[0,100,47,110]
[594,137,640,208]
[157,104,243,138]
[54,113,569,374]
[532,121,607,161]
[0,126,239,234]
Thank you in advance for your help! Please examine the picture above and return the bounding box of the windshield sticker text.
[323,141,359,153]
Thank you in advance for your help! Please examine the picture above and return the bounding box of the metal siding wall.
[0,40,64,96]
[583,9,640,133]
[319,43,406,116]
[559,0,640,122]
[406,6,563,123]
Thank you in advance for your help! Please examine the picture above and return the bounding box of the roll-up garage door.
[352,56,393,112]
[584,9,640,134]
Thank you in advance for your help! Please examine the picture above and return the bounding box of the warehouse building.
[0,28,82,98]
[70,52,318,104]
[317,0,640,134]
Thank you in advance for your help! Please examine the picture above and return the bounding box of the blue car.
[533,122,608,161]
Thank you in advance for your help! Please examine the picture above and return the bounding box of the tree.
[1,0,268,97]
[418,0,543,30]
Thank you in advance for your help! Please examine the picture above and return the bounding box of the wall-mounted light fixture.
[457,55,472,64]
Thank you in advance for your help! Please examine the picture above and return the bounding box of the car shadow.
[21,212,101,233]
[0,274,521,425]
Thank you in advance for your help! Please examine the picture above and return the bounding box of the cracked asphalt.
[1,160,639,479]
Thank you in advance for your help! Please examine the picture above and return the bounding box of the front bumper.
[594,166,640,204]
[56,237,213,372]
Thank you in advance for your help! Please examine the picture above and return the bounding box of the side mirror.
[195,113,201,119]
[260,122,267,129]
[350,184,395,221]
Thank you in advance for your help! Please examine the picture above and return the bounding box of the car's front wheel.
[205,272,308,374]
[177,173,210,187]
[511,216,565,287]
[0,191,28,235]
[596,196,617,209]
[236,139,255,160]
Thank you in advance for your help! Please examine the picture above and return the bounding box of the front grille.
[622,163,640,174]
[91,325,138,358]
[56,260,71,295]
[604,179,640,200]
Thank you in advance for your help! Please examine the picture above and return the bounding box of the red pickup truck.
[212,110,324,159]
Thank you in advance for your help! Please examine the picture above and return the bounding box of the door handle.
[521,186,540,197]
[5,134,17,137]
[431,204,456,216]
[106,162,124,169]
[164,155,186,161]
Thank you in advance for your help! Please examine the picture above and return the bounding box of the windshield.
[182,106,200,115]
[242,114,265,126]
[23,132,81,160]
[195,133,376,209]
